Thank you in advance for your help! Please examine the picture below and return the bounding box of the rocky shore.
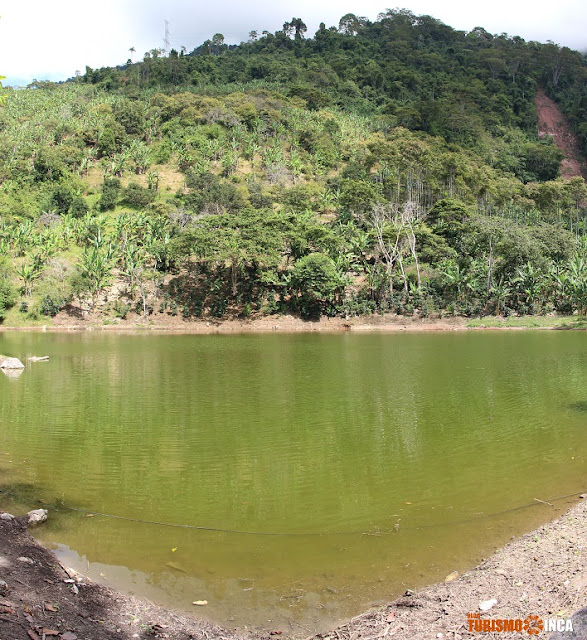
[0,499,585,639]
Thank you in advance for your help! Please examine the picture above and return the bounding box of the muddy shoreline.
[0,498,584,639]
[0,313,585,334]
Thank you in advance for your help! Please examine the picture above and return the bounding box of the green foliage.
[183,171,245,214]
[523,140,565,182]
[0,278,17,321]
[49,184,74,215]
[97,122,126,158]
[121,182,156,209]
[291,253,342,318]
[0,12,585,324]
[99,178,121,211]
[40,294,67,317]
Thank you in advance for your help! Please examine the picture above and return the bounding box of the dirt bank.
[1,313,585,334]
[1,499,585,640]
[0,512,253,640]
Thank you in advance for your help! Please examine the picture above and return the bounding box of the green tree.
[291,252,342,318]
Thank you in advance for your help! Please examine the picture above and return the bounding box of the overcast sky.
[1,0,586,87]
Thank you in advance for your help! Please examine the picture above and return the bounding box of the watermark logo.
[467,612,573,634]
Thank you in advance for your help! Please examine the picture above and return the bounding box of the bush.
[0,279,17,321]
[40,294,67,317]
[70,196,89,218]
[99,178,121,211]
[183,171,244,214]
[112,300,131,319]
[121,182,156,209]
[49,184,74,215]
[291,253,341,318]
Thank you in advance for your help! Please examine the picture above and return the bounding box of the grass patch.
[466,315,586,329]
[1,306,53,328]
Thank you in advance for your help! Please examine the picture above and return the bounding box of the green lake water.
[0,331,585,633]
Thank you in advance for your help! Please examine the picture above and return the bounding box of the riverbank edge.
[0,497,584,640]
[0,313,586,334]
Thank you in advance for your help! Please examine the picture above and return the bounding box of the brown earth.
[46,311,470,334]
[1,498,585,640]
[4,309,583,334]
[535,88,585,179]
[0,513,253,640]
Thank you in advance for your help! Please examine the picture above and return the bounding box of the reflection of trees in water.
[569,401,587,412]
[0,334,585,533]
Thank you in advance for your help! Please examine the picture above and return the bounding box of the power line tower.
[163,20,171,55]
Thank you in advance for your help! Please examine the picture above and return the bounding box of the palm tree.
[129,47,136,63]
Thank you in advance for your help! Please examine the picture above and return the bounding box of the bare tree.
[370,201,423,296]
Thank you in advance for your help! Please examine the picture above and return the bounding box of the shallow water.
[0,331,585,632]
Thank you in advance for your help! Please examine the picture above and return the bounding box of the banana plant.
[16,252,46,296]
[79,245,115,311]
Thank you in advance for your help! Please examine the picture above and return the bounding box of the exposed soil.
[0,513,254,640]
[1,499,585,640]
[3,309,583,333]
[46,311,469,334]
[535,88,585,179]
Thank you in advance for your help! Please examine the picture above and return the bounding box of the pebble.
[17,556,34,564]
[0,579,9,596]
[479,598,497,611]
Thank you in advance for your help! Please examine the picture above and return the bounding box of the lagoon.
[0,331,584,632]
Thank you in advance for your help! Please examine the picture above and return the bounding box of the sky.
[1,0,586,87]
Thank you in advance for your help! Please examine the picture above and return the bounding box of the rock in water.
[27,509,48,526]
[28,356,49,363]
[0,357,25,369]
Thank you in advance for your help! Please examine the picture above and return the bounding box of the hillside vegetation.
[0,9,586,324]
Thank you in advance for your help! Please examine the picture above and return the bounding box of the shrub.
[112,301,131,319]
[0,279,17,321]
[99,178,121,211]
[291,253,341,318]
[40,294,67,317]
[121,182,156,209]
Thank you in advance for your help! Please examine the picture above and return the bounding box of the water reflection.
[0,332,585,630]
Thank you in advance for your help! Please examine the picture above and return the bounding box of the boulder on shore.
[27,509,48,527]
[0,356,25,369]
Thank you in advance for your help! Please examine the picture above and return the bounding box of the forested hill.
[83,10,587,164]
[0,9,585,324]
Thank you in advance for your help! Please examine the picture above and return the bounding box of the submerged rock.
[1,368,23,379]
[0,356,24,369]
[27,509,48,527]
[28,356,49,362]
